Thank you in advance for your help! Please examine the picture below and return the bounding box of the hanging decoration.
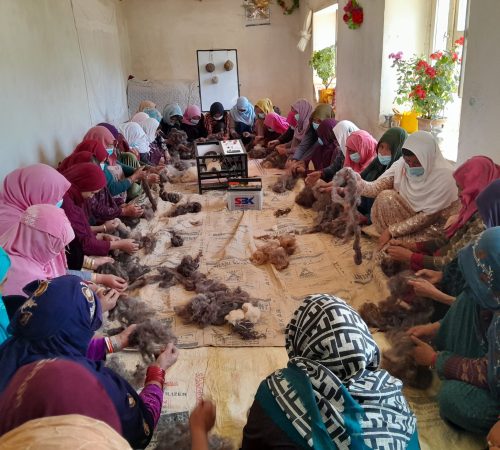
[343,0,364,29]
[277,0,299,15]
[243,0,271,26]
[205,63,215,73]
[224,60,234,71]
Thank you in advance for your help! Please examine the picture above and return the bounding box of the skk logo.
[234,197,255,205]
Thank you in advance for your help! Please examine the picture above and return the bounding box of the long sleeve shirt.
[292,128,318,161]
[278,126,294,145]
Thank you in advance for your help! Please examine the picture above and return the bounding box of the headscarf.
[59,140,108,172]
[97,123,127,165]
[255,98,274,115]
[162,103,183,126]
[130,112,149,126]
[62,163,106,207]
[141,118,160,143]
[230,96,255,126]
[316,118,339,146]
[118,122,150,154]
[182,104,202,125]
[477,180,500,229]
[82,126,115,150]
[446,156,500,238]
[0,275,153,448]
[137,100,156,112]
[458,227,500,398]
[209,102,225,117]
[344,130,377,173]
[286,109,298,129]
[381,131,458,214]
[311,103,334,121]
[0,247,11,344]
[0,205,74,296]
[264,112,289,134]
[143,107,162,123]
[0,415,131,450]
[267,294,416,449]
[332,120,359,156]
[0,359,122,435]
[0,164,70,236]
[292,99,313,141]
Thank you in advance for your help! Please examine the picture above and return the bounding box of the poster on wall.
[197,49,240,112]
[243,0,271,26]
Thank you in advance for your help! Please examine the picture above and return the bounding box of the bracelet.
[83,256,94,270]
[145,365,166,390]
[104,337,114,354]
[91,273,98,283]
[430,351,438,370]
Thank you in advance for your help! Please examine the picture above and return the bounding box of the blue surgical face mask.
[100,162,105,170]
[294,113,299,122]
[106,147,114,155]
[312,122,319,130]
[190,119,200,125]
[258,113,265,119]
[378,154,392,166]
[405,163,425,177]
[318,137,324,146]
[349,152,361,163]
[56,199,64,208]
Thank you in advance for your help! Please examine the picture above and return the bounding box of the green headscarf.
[311,104,334,121]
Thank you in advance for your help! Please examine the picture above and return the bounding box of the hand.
[146,173,160,184]
[487,420,500,450]
[276,145,288,155]
[415,269,443,285]
[291,161,305,175]
[305,171,322,187]
[387,246,413,262]
[230,130,239,139]
[96,288,120,312]
[410,335,437,366]
[116,324,138,349]
[118,238,139,254]
[101,234,119,242]
[378,229,392,249]
[121,203,143,218]
[268,139,279,149]
[190,400,216,434]
[444,213,459,230]
[104,219,119,232]
[93,256,114,268]
[318,182,334,194]
[407,278,442,300]
[130,167,146,182]
[97,274,128,292]
[407,322,440,341]
[155,343,179,370]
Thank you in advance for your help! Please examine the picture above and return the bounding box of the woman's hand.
[190,399,216,434]
[407,322,440,341]
[318,182,334,194]
[130,167,146,183]
[410,335,437,367]
[96,274,128,292]
[104,219,119,232]
[487,420,500,450]
[121,203,143,218]
[378,229,392,249]
[444,213,459,230]
[387,246,413,262]
[101,234,119,242]
[230,130,239,139]
[407,278,440,299]
[415,269,443,285]
[114,238,139,254]
[305,171,322,187]
[146,173,160,185]
[96,288,121,312]
[155,343,179,371]
[93,256,114,268]
[268,139,279,149]
[291,161,306,175]
[115,324,138,349]
[276,144,288,155]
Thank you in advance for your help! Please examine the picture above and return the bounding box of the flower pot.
[319,88,335,105]
[417,117,447,132]
[398,111,418,133]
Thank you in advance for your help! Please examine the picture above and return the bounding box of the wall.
[457,0,500,164]
[0,0,130,179]
[121,0,303,111]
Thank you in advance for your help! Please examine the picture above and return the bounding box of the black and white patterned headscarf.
[267,294,417,450]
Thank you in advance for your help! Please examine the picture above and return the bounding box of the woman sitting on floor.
[143,106,162,123]
[139,117,164,165]
[343,130,377,173]
[180,105,208,142]
[204,102,230,139]
[131,112,150,127]
[387,155,499,271]
[0,275,179,448]
[253,98,274,138]
[300,118,340,173]
[268,101,308,158]
[408,227,500,435]
[242,293,419,450]
[137,100,156,113]
[262,112,290,147]
[160,103,183,136]
[229,96,255,143]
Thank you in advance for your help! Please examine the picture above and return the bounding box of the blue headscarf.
[143,107,162,123]
[230,96,255,126]
[0,275,154,448]
[162,103,183,126]
[477,179,500,229]
[458,227,500,398]
[0,247,11,344]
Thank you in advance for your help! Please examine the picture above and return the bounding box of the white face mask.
[190,119,200,125]
[214,115,223,121]
[258,113,265,119]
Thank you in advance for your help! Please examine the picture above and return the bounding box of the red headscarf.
[58,140,107,172]
[446,155,500,237]
[61,163,106,206]
[264,112,289,134]
[83,126,117,165]
[344,130,377,173]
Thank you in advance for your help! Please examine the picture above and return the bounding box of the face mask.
[258,113,265,119]
[378,154,392,165]
[238,109,246,113]
[349,152,361,163]
[406,163,425,177]
[312,122,319,130]
[318,137,324,146]
[56,199,64,208]
[294,113,299,122]
[100,162,105,170]
[214,115,223,121]
[106,147,114,156]
[268,128,274,132]
[190,119,200,125]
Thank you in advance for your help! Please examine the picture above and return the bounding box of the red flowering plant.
[343,0,363,30]
[389,37,464,119]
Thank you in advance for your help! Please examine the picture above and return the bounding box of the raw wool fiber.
[295,185,316,208]
[169,202,202,217]
[247,145,271,159]
[170,231,184,247]
[359,270,435,331]
[225,303,263,340]
[166,129,194,159]
[129,231,158,255]
[261,149,288,169]
[121,216,141,229]
[129,318,178,363]
[159,185,182,204]
[153,421,233,450]
[141,178,158,211]
[250,234,297,271]
[271,174,300,193]
[167,165,198,184]
[274,207,291,217]
[115,220,131,238]
[105,355,146,389]
[96,253,151,284]
[382,330,434,390]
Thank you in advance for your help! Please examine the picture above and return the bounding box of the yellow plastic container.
[396,111,418,133]
[319,88,335,105]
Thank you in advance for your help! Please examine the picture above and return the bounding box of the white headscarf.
[333,120,359,156]
[118,122,150,154]
[141,118,159,144]
[130,112,149,126]
[382,131,458,214]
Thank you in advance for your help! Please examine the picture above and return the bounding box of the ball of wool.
[205,63,215,73]
[224,60,234,71]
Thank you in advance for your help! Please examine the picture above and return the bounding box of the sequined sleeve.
[358,176,394,198]
[388,211,440,238]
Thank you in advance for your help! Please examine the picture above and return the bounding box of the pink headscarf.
[131,112,149,126]
[82,126,117,165]
[0,204,75,296]
[286,110,298,129]
[182,105,202,125]
[292,99,313,141]
[446,155,500,238]
[264,113,289,134]
[0,164,70,237]
[344,130,377,173]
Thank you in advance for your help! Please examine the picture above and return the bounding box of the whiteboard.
[197,49,240,112]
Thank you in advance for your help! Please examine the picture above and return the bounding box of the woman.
[409,227,500,435]
[139,118,164,165]
[204,102,230,138]
[0,275,179,448]
[229,96,255,141]
[388,156,499,270]
[131,112,149,126]
[304,118,340,172]
[343,130,377,173]
[242,294,419,450]
[254,98,274,137]
[160,103,183,136]
[143,107,162,124]
[137,100,156,112]
[267,107,300,156]
[0,164,70,236]
[61,163,138,262]
[180,104,208,142]
[97,122,133,159]
[59,140,109,173]
[0,248,11,344]
[352,131,458,245]
[264,112,289,135]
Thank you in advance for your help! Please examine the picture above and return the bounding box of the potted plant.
[309,45,336,104]
[389,37,464,131]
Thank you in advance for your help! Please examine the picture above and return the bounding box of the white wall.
[121,0,304,112]
[0,0,130,179]
[457,0,500,164]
